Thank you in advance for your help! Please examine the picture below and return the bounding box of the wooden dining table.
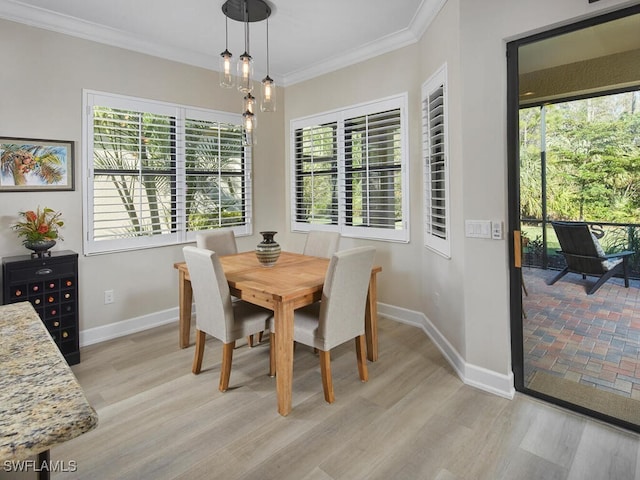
[173,250,382,416]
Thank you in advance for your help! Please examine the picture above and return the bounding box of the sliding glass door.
[508,5,640,432]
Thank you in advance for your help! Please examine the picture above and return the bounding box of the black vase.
[255,231,281,267]
[24,239,56,258]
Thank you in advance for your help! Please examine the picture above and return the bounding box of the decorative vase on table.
[24,239,56,258]
[255,231,281,267]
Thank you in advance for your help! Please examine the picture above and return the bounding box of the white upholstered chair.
[270,246,375,403]
[183,246,272,392]
[303,230,341,258]
[195,229,263,346]
[195,229,238,256]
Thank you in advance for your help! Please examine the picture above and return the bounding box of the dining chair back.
[195,229,264,345]
[303,230,341,258]
[183,246,272,391]
[284,245,375,403]
[195,229,238,256]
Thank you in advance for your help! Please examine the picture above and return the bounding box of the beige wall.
[0,19,285,333]
[286,0,638,388]
[458,0,638,376]
[284,44,424,309]
[0,0,637,393]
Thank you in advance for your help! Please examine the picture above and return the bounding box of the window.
[83,91,251,254]
[422,65,450,257]
[291,95,409,242]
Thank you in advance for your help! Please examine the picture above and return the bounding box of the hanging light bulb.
[237,4,253,93]
[243,110,256,132]
[261,76,275,112]
[243,93,256,114]
[243,109,256,146]
[219,16,234,88]
[261,17,276,112]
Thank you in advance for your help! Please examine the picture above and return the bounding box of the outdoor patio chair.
[548,221,634,295]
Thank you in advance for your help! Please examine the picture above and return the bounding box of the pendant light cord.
[266,18,270,75]
[225,16,229,49]
[244,0,250,55]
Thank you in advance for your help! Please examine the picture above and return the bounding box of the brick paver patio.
[522,267,640,399]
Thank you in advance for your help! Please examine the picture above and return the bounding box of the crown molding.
[0,0,447,86]
[281,26,419,86]
[282,0,448,86]
[0,0,218,70]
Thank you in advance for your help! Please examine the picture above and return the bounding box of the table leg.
[179,270,193,349]
[274,300,294,416]
[365,271,379,362]
[37,449,50,480]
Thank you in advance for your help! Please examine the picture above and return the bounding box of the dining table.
[173,250,382,416]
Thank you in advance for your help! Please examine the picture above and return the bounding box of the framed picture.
[0,137,74,191]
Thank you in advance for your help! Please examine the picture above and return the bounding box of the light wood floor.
[51,317,640,480]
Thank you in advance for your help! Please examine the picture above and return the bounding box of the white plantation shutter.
[84,91,251,254]
[91,105,178,244]
[291,95,409,242]
[184,116,248,231]
[293,121,339,225]
[422,65,450,257]
[344,108,402,230]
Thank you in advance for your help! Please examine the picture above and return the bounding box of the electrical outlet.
[104,289,114,304]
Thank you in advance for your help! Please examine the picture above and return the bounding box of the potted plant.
[12,206,64,257]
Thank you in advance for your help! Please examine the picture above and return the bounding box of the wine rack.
[1,250,80,365]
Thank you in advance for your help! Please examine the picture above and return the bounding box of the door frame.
[507,3,640,432]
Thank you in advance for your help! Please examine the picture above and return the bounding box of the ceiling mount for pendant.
[222,0,271,23]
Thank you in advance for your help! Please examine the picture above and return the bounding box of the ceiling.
[0,0,446,86]
[518,9,640,105]
[519,11,640,74]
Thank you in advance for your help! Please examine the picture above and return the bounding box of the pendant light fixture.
[237,8,253,93]
[243,92,257,146]
[261,17,276,112]
[221,0,273,146]
[243,92,256,114]
[219,16,234,88]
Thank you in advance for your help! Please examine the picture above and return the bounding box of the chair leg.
[248,332,264,347]
[319,350,335,404]
[355,335,368,382]
[547,267,569,285]
[219,341,235,392]
[192,329,206,374]
[623,257,630,288]
[588,269,618,295]
[269,332,276,377]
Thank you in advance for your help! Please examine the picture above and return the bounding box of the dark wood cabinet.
[2,250,80,365]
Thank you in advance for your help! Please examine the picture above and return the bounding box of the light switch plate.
[465,220,492,239]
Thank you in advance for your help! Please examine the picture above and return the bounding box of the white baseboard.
[378,302,515,400]
[79,302,515,399]
[79,308,178,347]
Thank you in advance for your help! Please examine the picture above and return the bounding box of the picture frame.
[0,137,74,191]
